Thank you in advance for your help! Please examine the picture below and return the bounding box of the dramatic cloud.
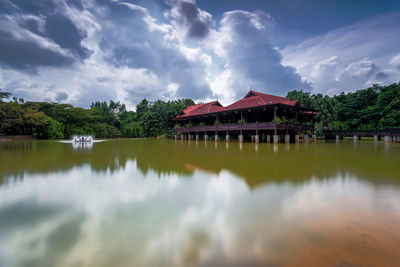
[209,10,310,104]
[0,0,213,107]
[96,0,212,101]
[166,0,213,39]
[1,0,399,107]
[282,12,400,94]
[0,0,90,72]
[0,15,75,71]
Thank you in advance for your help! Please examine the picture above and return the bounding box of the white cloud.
[389,53,400,70]
[1,0,213,108]
[208,10,310,104]
[282,12,400,94]
[2,1,400,108]
[1,160,400,266]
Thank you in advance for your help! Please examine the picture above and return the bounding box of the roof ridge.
[255,90,288,98]
[175,91,300,119]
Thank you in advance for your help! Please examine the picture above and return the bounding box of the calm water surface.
[0,139,400,267]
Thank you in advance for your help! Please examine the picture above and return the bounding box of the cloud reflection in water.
[1,158,400,266]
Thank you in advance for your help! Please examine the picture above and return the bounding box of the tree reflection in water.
[0,139,399,266]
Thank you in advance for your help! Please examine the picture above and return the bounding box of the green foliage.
[37,116,64,139]
[236,118,247,124]
[90,100,126,129]
[3,82,398,139]
[286,90,312,107]
[0,92,193,139]
[139,99,194,137]
[287,83,400,130]
[135,99,150,120]
[198,122,206,126]
[275,116,283,124]
[92,123,118,138]
[64,125,93,138]
[329,121,348,131]
[165,128,176,139]
[214,120,222,126]
[122,121,143,137]
[185,122,193,128]
[0,102,48,135]
[0,89,12,101]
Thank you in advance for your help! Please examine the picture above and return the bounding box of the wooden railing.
[325,128,400,137]
[175,122,313,133]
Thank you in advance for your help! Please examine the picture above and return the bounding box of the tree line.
[0,90,194,139]
[1,82,399,139]
[286,82,400,132]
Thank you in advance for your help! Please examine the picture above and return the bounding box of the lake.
[0,139,400,266]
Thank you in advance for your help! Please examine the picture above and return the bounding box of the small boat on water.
[73,135,93,143]
[59,136,104,146]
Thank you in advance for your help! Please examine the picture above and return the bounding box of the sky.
[0,0,400,109]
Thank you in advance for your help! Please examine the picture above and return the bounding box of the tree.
[0,89,12,101]
[287,82,400,130]
[136,99,149,120]
[121,121,143,137]
[286,90,312,107]
[37,116,64,139]
[311,94,338,122]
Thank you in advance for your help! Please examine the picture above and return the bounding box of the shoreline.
[0,135,38,142]
[0,135,158,142]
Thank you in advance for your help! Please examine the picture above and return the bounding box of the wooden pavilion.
[171,90,316,143]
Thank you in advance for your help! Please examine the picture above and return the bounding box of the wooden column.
[256,121,258,135]
[274,106,277,135]
[312,111,315,134]
[240,111,243,135]
[226,123,230,142]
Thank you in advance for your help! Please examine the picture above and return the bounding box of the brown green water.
[0,139,400,266]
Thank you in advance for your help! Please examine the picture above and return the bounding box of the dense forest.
[0,82,399,139]
[0,90,193,139]
[286,82,400,131]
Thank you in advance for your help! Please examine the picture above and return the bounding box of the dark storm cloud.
[45,14,90,59]
[166,0,212,39]
[0,20,74,72]
[0,0,90,72]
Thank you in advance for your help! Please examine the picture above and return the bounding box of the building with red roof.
[175,101,223,119]
[223,90,298,111]
[172,90,316,143]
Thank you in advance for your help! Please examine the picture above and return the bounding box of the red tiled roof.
[223,90,298,111]
[175,101,223,118]
[174,90,299,119]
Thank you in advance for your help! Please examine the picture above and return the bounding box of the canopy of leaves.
[0,93,194,139]
[286,83,400,130]
[0,89,12,100]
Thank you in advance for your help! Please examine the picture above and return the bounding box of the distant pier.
[325,129,400,143]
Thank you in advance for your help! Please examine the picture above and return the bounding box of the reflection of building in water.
[72,141,93,150]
